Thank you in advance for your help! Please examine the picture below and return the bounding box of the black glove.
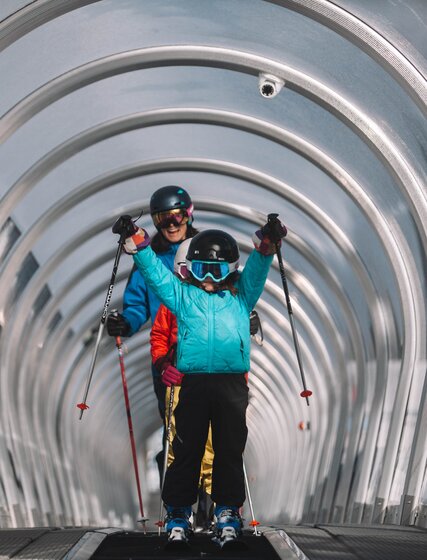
[106,312,131,337]
[261,213,287,243]
[112,215,139,238]
[250,310,260,336]
[249,310,264,346]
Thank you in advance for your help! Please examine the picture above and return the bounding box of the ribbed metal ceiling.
[0,0,426,530]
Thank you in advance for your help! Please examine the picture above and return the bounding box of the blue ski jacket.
[122,243,180,336]
[133,245,273,374]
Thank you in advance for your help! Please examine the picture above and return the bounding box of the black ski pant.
[162,373,248,507]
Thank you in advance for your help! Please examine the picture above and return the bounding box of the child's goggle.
[189,260,231,282]
[152,208,189,229]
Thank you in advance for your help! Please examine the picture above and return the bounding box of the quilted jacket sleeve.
[132,246,182,315]
[150,304,177,364]
[238,249,273,311]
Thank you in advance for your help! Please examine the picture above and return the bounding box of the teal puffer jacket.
[133,246,273,374]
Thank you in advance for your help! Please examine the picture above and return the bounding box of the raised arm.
[238,216,288,310]
[123,227,183,315]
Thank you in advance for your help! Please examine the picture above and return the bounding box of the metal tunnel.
[0,1,426,553]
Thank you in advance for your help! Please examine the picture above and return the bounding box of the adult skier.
[106,185,198,475]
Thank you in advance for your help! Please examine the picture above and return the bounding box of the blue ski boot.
[164,506,193,548]
[213,505,244,548]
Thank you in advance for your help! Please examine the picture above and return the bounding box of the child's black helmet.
[150,185,193,228]
[186,230,240,282]
[187,230,239,263]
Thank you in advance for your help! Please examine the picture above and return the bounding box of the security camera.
[258,73,285,99]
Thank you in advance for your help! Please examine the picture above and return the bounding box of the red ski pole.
[116,335,148,531]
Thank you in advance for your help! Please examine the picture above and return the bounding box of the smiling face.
[161,221,188,244]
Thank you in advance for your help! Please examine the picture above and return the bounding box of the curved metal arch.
[249,325,335,517]
[5,210,354,520]
[0,1,101,51]
[0,165,404,486]
[244,366,299,517]
[0,105,395,224]
[0,158,403,410]
[0,108,420,460]
[0,120,422,470]
[0,0,424,112]
[248,321,331,519]
[0,155,403,354]
[17,287,135,527]
[0,160,392,414]
[1,108,416,349]
[0,110,402,512]
[61,352,157,500]
[266,0,427,107]
[0,0,425,528]
[4,207,384,524]
[261,293,353,520]
[11,222,367,421]
[0,45,425,246]
[248,352,315,521]
[0,158,422,524]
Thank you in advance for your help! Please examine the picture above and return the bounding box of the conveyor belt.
[90,530,280,559]
[0,524,426,559]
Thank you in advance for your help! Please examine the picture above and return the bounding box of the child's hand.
[253,215,287,255]
[161,364,184,387]
[261,214,287,243]
[123,228,151,254]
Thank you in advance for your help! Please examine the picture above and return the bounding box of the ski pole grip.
[112,215,138,238]
[263,213,287,242]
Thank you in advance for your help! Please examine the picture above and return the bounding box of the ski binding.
[214,527,248,550]
[164,527,191,550]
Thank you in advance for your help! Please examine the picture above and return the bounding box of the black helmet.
[186,230,239,282]
[150,185,194,229]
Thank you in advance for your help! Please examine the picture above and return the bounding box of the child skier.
[122,217,287,546]
[150,238,214,529]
